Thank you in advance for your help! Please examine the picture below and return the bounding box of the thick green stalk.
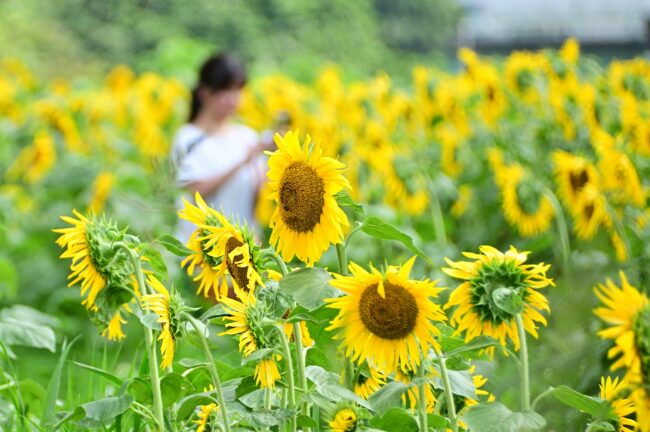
[125,247,165,431]
[184,313,231,432]
[269,252,289,276]
[433,347,457,432]
[515,314,531,411]
[293,322,309,419]
[335,243,348,275]
[417,363,428,432]
[546,190,571,271]
[277,326,297,432]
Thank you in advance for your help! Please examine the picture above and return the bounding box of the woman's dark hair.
[189,52,247,121]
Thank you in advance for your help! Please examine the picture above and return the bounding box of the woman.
[172,53,271,242]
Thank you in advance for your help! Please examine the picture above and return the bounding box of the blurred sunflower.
[572,184,611,240]
[394,361,437,413]
[88,171,116,213]
[266,130,350,265]
[354,364,386,400]
[194,402,218,432]
[552,151,597,214]
[326,257,446,373]
[500,165,555,236]
[327,406,358,432]
[443,246,553,350]
[6,130,56,184]
[141,275,180,368]
[599,377,637,432]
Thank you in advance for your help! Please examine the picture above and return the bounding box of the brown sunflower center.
[569,169,589,192]
[225,236,251,291]
[279,162,325,232]
[359,281,418,340]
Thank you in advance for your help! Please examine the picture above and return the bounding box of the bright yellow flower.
[7,130,56,184]
[88,172,116,213]
[326,257,446,373]
[266,130,350,265]
[141,275,176,368]
[354,365,386,400]
[194,402,218,432]
[255,358,281,389]
[443,246,553,350]
[220,291,262,358]
[328,407,357,432]
[599,376,637,432]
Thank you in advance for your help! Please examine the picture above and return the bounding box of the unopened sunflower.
[326,257,446,373]
[598,376,637,432]
[443,246,553,350]
[266,130,350,265]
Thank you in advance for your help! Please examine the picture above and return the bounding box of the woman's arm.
[185,141,265,198]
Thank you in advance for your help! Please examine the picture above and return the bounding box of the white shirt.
[172,123,264,243]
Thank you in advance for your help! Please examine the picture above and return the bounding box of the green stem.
[184,313,231,432]
[516,314,531,411]
[264,388,272,410]
[335,243,348,275]
[430,187,447,246]
[546,190,571,272]
[293,322,309,420]
[417,363,428,432]
[276,326,297,432]
[124,246,165,431]
[433,346,457,432]
[531,387,554,411]
[265,250,289,276]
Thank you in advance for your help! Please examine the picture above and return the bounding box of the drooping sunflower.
[255,358,281,389]
[53,211,107,310]
[443,246,553,350]
[328,406,358,432]
[266,130,350,265]
[354,364,386,400]
[101,305,129,341]
[326,257,447,373]
[141,275,179,368]
[194,402,218,432]
[599,376,637,432]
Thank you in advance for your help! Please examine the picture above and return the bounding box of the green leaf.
[279,268,338,310]
[427,414,448,428]
[42,338,78,427]
[444,336,499,357]
[141,245,168,279]
[297,414,319,429]
[335,190,365,219]
[0,318,56,351]
[241,348,275,365]
[140,313,162,331]
[368,381,410,412]
[72,362,123,386]
[0,305,58,328]
[360,216,431,263]
[586,421,616,431]
[491,288,524,315]
[305,366,372,409]
[551,385,616,420]
[463,402,546,432]
[369,407,419,432]
[156,234,193,257]
[161,373,193,408]
[81,394,133,422]
[432,368,475,399]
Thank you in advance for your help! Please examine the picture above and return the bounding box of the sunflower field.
[1,38,650,431]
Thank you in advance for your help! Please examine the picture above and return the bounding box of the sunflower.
[443,246,553,350]
[354,364,386,400]
[328,407,358,432]
[326,257,446,373]
[199,197,264,294]
[599,377,637,432]
[394,361,437,413]
[194,402,218,432]
[101,305,129,341]
[283,320,314,347]
[464,366,495,408]
[141,275,178,368]
[6,130,56,184]
[266,130,350,265]
[179,193,239,299]
[88,171,115,213]
[552,150,598,214]
[220,292,272,358]
[255,358,281,389]
[572,184,611,240]
[54,211,107,310]
[500,164,555,237]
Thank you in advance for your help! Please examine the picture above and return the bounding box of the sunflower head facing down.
[326,257,447,373]
[443,246,553,351]
[599,376,637,432]
[141,275,183,368]
[254,357,281,389]
[266,130,350,265]
[179,193,263,299]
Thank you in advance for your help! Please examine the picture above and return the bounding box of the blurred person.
[171,53,273,243]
